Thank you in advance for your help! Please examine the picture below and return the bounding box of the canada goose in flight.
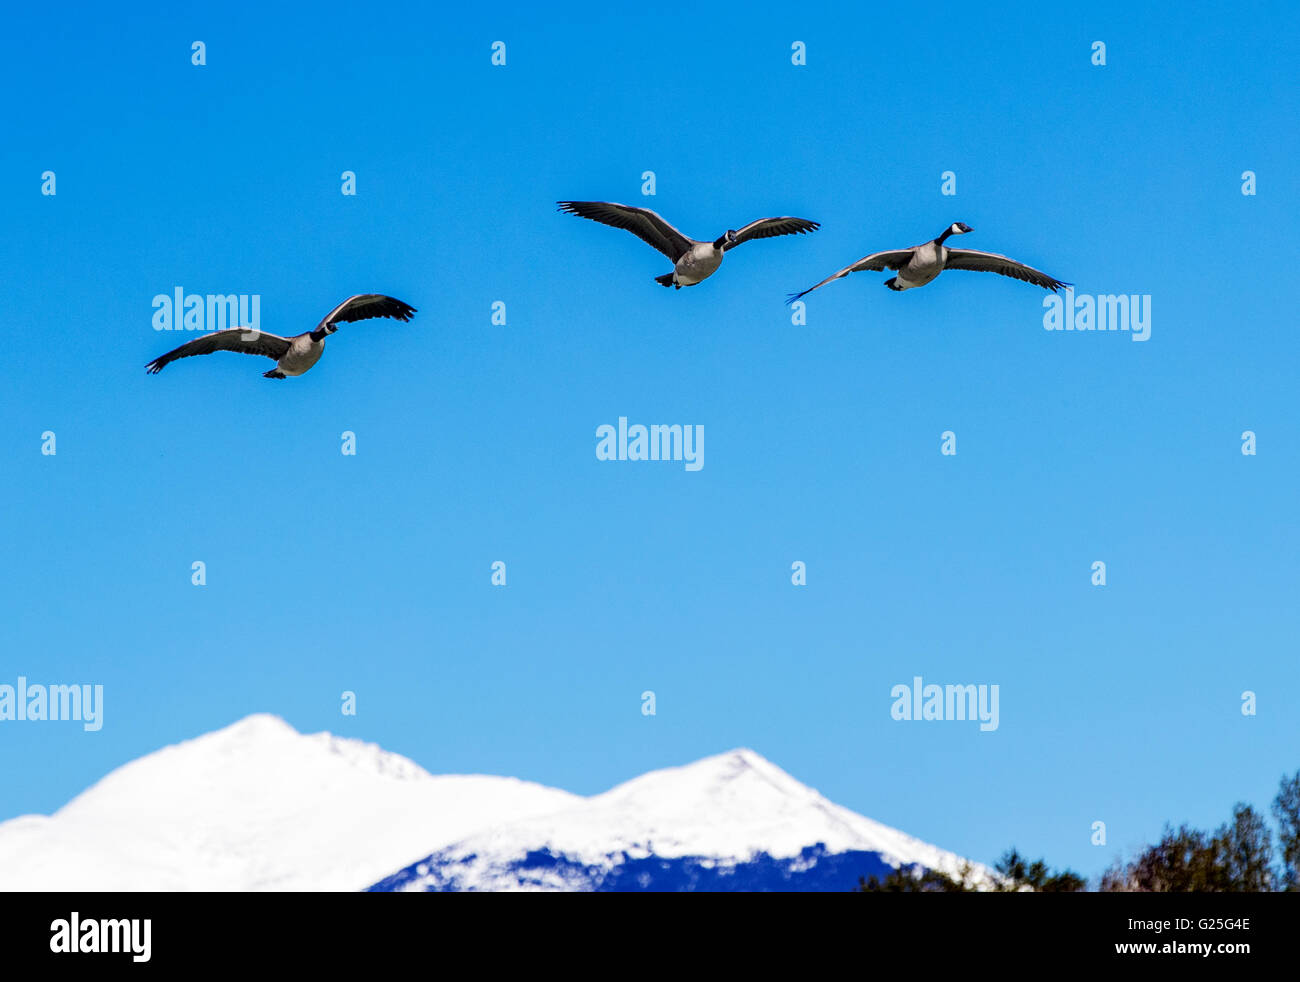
[145,294,416,378]
[557,200,819,288]
[787,223,1069,303]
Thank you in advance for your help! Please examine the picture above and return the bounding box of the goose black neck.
[936,228,955,245]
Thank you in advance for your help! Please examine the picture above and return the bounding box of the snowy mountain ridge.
[0,714,989,892]
[0,714,578,892]
[371,746,991,891]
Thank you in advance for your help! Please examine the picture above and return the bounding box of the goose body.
[891,238,947,291]
[145,294,416,379]
[558,201,819,288]
[788,223,1069,303]
[277,333,328,376]
[675,241,725,286]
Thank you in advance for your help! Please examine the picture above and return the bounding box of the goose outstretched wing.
[724,217,820,251]
[785,250,914,304]
[557,201,695,262]
[317,294,417,331]
[943,250,1069,292]
[145,330,292,374]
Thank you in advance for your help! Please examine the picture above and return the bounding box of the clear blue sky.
[1,1,1297,882]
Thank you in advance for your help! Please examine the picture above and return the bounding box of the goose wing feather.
[725,216,820,251]
[317,294,417,331]
[557,200,695,261]
[785,249,914,303]
[943,249,1069,292]
[145,329,292,374]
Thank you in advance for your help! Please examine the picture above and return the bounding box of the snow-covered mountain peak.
[376,746,993,891]
[216,711,296,738]
[623,746,808,794]
[593,746,824,823]
[0,715,576,891]
[672,747,786,782]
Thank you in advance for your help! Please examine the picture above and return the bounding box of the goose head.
[936,222,973,245]
[713,230,739,249]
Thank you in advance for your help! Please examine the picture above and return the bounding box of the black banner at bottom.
[0,891,1288,970]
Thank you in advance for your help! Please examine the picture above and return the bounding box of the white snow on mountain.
[382,747,992,890]
[0,714,579,891]
[0,715,990,891]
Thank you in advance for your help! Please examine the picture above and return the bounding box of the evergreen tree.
[856,853,1083,892]
[1271,770,1300,891]
[1100,824,1220,892]
[1211,804,1273,892]
[856,863,975,892]
[1100,806,1274,892]
[994,848,1085,892]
